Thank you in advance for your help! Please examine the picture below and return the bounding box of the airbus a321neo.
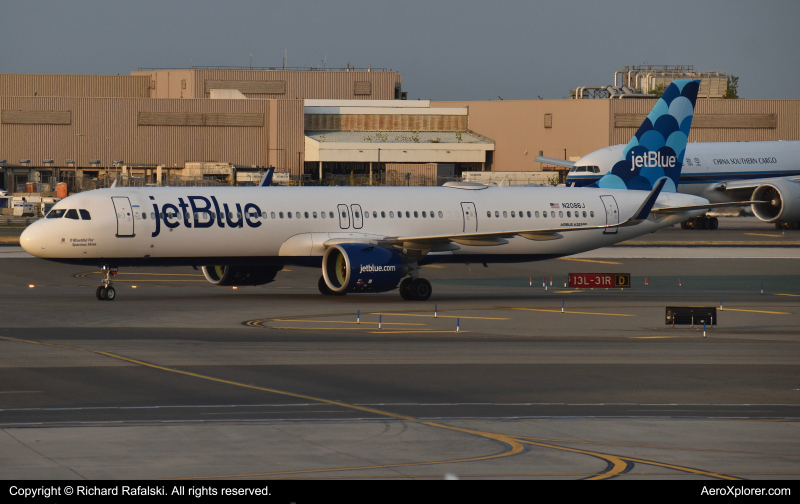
[21,80,743,301]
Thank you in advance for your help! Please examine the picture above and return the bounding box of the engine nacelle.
[751,181,800,223]
[202,265,282,286]
[322,243,404,294]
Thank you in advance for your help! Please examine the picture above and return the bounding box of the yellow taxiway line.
[513,308,634,317]
[744,233,784,238]
[557,257,623,265]
[370,312,509,320]
[722,308,791,315]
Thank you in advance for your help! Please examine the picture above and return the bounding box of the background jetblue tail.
[592,79,700,192]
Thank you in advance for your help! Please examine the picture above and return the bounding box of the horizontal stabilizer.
[534,156,575,169]
[651,201,765,214]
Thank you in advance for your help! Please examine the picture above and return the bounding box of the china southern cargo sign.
[569,273,630,288]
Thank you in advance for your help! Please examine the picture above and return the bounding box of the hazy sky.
[1,0,798,100]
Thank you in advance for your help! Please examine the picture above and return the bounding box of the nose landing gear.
[96,265,118,301]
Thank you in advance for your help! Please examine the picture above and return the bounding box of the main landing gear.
[96,265,117,301]
[681,216,719,230]
[399,277,432,301]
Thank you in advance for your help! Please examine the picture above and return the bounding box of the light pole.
[105,137,111,187]
[196,138,204,185]
[74,133,84,190]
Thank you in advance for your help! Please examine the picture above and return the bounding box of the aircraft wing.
[335,178,669,250]
[718,175,800,192]
[534,156,575,169]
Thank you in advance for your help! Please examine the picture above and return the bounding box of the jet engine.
[751,181,800,223]
[201,265,282,286]
[321,243,404,294]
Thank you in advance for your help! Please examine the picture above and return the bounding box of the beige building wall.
[433,100,611,171]
[0,74,151,98]
[0,97,304,172]
[133,69,402,100]
[436,99,800,171]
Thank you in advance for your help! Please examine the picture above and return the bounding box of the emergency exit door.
[600,195,619,234]
[112,196,135,237]
[461,202,477,233]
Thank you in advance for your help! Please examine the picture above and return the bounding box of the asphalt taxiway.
[0,217,798,480]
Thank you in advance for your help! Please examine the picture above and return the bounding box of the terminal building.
[1,65,798,194]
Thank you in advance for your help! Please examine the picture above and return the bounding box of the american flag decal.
[550,203,560,209]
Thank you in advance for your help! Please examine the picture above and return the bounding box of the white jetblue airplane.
[20,80,741,301]
[540,137,800,230]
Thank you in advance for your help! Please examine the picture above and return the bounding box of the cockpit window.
[569,167,577,172]
[46,209,66,219]
[79,209,91,220]
[576,167,587,172]
[65,209,79,220]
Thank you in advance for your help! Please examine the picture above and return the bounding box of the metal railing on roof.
[137,66,393,72]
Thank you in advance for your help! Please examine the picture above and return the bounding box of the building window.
[544,113,553,128]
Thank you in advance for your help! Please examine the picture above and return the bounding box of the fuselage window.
[413,211,418,218]
[430,210,435,217]
[79,209,91,220]
[389,211,395,218]
[438,211,443,218]
[271,212,276,219]
[279,212,284,219]
[304,212,309,219]
[261,212,267,219]
[364,211,368,218]
[582,211,587,218]
[329,211,334,218]
[487,211,491,218]
[495,211,499,217]
[381,211,386,218]
[397,211,402,218]
[511,211,515,218]
[320,211,325,219]
[288,212,293,219]
[551,211,555,218]
[341,211,346,218]
[373,211,378,218]
[543,211,547,218]
[423,211,427,218]
[527,211,531,218]
[519,210,524,217]
[535,211,540,218]
[566,211,571,217]
[296,212,301,219]
[559,211,563,218]
[590,211,595,218]
[141,212,147,220]
[406,211,410,218]
[313,211,318,219]
[354,211,359,219]
[65,209,79,220]
[503,211,507,218]
[150,212,156,220]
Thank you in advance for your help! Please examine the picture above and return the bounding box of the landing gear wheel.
[105,286,116,301]
[680,221,689,230]
[399,278,413,300]
[697,216,709,230]
[408,278,432,301]
[96,286,105,300]
[709,217,719,230]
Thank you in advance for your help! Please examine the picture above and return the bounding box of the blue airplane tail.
[591,79,700,192]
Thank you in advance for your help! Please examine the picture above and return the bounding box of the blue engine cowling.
[322,243,404,293]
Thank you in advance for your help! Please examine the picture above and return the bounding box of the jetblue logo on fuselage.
[149,195,262,238]
[631,152,676,171]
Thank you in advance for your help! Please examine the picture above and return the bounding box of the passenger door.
[111,196,135,237]
[337,204,350,229]
[460,202,477,233]
[600,195,619,234]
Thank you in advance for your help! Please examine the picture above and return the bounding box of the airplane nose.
[20,223,46,255]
